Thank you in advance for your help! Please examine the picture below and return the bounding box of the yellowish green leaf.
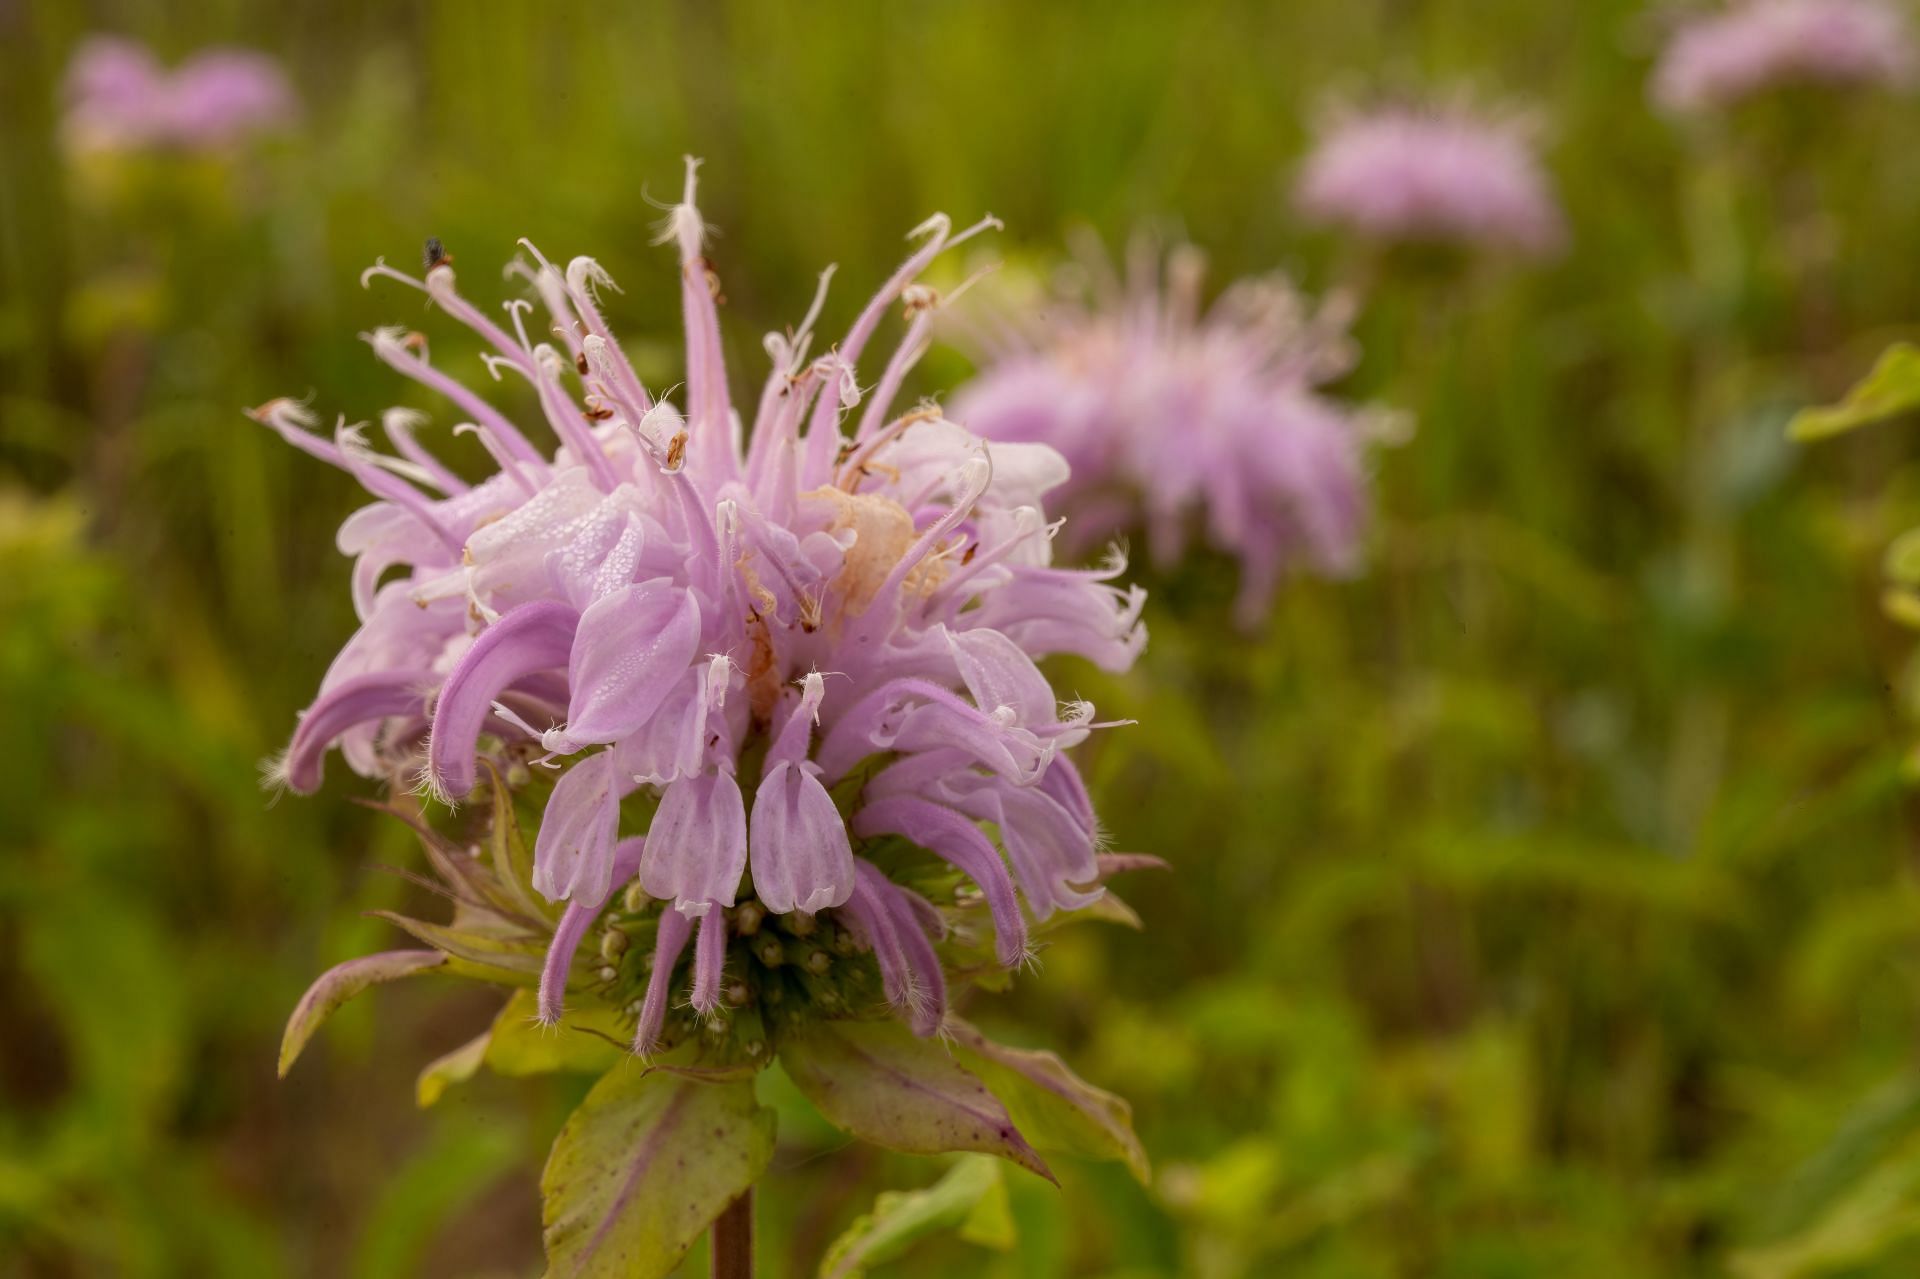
[541,1064,775,1279]
[279,949,444,1077]
[1789,344,1920,440]
[778,1020,1054,1183]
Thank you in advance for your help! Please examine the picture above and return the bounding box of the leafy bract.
[778,1019,1053,1182]
[279,949,444,1077]
[948,1020,1149,1184]
[818,1155,1015,1279]
[541,1064,775,1279]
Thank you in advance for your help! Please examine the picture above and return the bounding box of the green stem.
[712,1187,753,1279]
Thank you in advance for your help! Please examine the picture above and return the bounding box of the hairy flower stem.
[712,1188,753,1279]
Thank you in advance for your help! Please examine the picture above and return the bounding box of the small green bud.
[725,981,752,1007]
[621,883,652,913]
[732,901,765,936]
[755,936,785,967]
[599,928,629,959]
[805,949,832,975]
[780,911,818,938]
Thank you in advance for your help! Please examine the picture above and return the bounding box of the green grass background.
[7,1,1920,1275]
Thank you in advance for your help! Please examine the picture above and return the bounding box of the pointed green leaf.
[484,761,552,922]
[541,1064,775,1279]
[948,1020,1149,1183]
[370,910,546,977]
[416,1029,491,1107]
[279,949,445,1077]
[485,989,625,1078]
[778,1020,1054,1182]
[818,1156,1015,1279]
[359,796,544,929]
[1789,344,1920,440]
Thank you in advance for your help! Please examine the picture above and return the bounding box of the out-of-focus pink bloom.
[256,161,1145,1051]
[62,36,296,154]
[953,241,1375,628]
[1652,0,1916,113]
[1294,105,1565,258]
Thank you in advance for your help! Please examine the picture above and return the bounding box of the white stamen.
[566,257,621,302]
[359,257,428,293]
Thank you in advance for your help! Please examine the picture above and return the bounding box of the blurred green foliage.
[7,0,1920,1275]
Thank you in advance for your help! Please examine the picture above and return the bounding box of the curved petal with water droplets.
[281,669,433,794]
[547,578,700,753]
[426,600,578,800]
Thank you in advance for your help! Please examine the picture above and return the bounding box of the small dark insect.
[423,237,451,270]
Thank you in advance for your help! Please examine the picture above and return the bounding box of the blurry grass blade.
[1756,1074,1920,1244]
[279,949,444,1077]
[351,1106,527,1279]
[1883,586,1920,631]
[540,1064,774,1279]
[1884,529,1920,588]
[1789,344,1920,440]
[818,1155,1015,1279]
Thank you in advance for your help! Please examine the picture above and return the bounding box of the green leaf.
[1789,344,1920,440]
[369,910,546,977]
[485,761,552,921]
[484,989,625,1078]
[948,1020,1149,1184]
[777,1020,1054,1182]
[817,1155,1016,1279]
[278,949,444,1077]
[416,1030,491,1107]
[541,1064,775,1279]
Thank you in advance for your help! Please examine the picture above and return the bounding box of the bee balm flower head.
[952,239,1375,628]
[1652,0,1917,113]
[257,161,1145,1055]
[63,35,296,155]
[1294,103,1565,258]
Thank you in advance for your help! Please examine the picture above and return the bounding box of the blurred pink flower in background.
[953,240,1379,628]
[1652,0,1916,112]
[62,35,296,154]
[1294,104,1565,258]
